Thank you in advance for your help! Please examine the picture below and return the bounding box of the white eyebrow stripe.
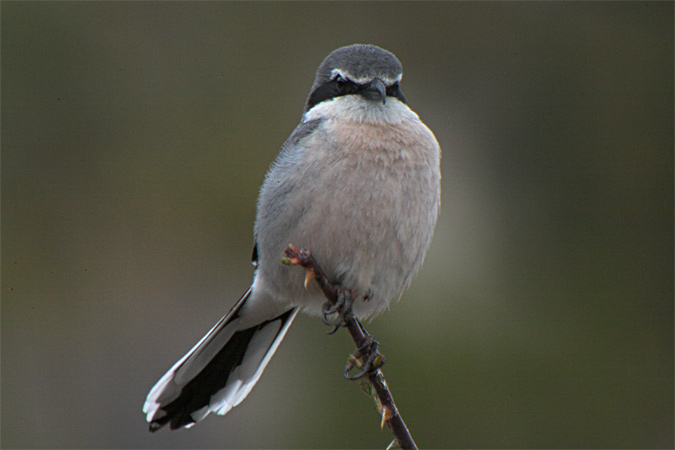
[331,69,402,86]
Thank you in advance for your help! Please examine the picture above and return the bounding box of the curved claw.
[345,362,370,380]
[322,301,337,325]
[344,359,357,379]
[326,323,341,335]
[345,351,376,380]
[321,289,355,331]
[343,338,385,380]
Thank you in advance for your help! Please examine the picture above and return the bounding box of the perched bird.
[143,44,441,431]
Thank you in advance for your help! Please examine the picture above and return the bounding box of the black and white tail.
[143,288,299,431]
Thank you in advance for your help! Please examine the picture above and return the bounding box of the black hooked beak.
[360,78,387,104]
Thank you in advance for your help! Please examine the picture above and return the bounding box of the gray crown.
[312,44,402,88]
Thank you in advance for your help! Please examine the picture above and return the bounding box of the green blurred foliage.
[2,2,672,449]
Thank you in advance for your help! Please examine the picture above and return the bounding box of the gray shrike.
[143,44,441,431]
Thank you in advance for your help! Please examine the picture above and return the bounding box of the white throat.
[303,95,418,126]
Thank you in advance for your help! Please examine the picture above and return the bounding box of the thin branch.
[282,245,418,450]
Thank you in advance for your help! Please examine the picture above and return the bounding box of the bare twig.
[282,245,418,450]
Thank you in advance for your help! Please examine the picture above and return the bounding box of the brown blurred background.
[2,2,672,448]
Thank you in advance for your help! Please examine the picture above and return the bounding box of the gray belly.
[254,152,439,319]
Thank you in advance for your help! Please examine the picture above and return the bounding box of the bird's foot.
[322,287,356,334]
[344,334,385,380]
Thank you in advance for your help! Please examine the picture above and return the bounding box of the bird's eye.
[334,75,359,97]
[335,75,347,89]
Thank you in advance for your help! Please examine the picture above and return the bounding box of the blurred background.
[2,2,672,449]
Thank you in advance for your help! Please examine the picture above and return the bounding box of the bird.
[143,44,441,432]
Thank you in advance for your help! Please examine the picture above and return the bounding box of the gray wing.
[252,118,323,256]
[251,118,323,268]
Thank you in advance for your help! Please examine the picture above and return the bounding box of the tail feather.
[143,289,299,431]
